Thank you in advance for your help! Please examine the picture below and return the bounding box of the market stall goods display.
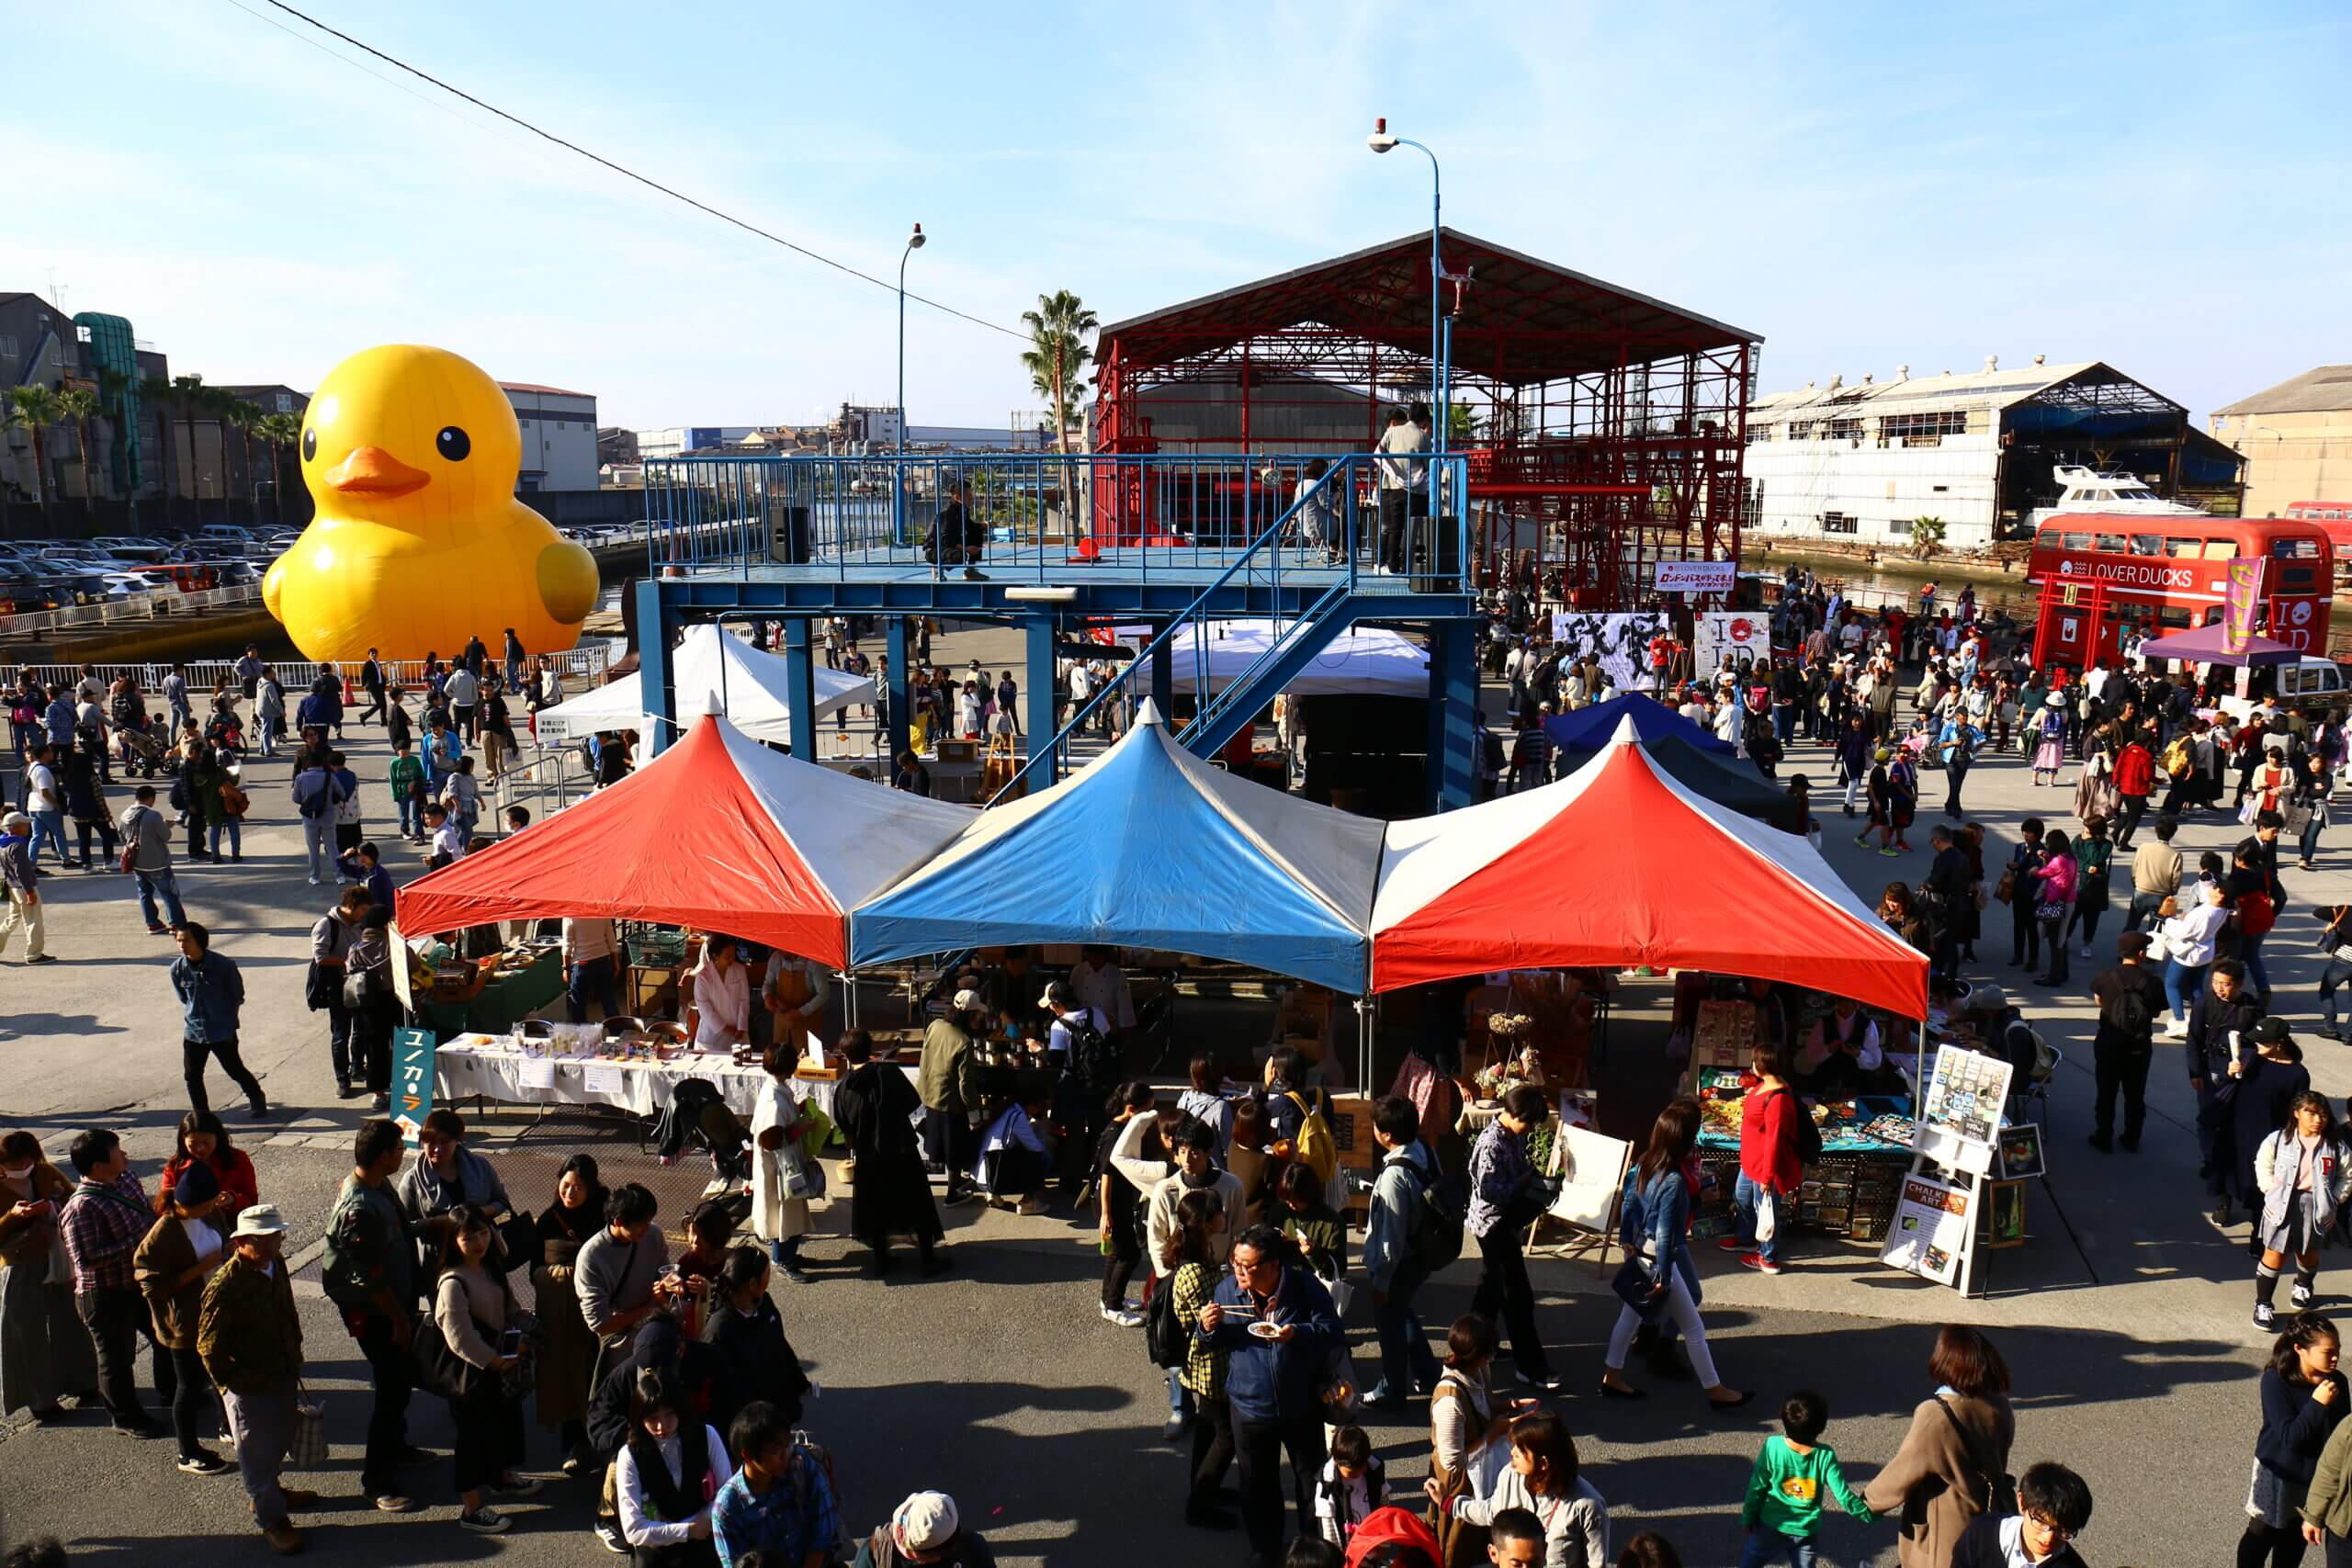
[413,943,566,1037]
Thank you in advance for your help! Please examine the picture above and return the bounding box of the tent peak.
[1135,696,1167,728]
[1608,714,1645,746]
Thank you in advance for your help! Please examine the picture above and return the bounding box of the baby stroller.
[650,1077,754,1230]
[118,718,169,780]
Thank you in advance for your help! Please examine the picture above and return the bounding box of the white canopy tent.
[535,623,876,744]
[1104,619,1430,698]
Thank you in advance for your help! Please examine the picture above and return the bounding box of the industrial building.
[2211,366,2352,519]
[501,381,599,491]
[1745,357,2244,552]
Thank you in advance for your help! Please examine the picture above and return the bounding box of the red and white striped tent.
[1369,716,1928,1017]
[397,712,973,968]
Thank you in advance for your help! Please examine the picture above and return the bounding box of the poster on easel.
[1915,1045,2012,1176]
[1881,1168,1976,1285]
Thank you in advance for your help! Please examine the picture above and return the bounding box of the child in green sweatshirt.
[1739,1388,1875,1566]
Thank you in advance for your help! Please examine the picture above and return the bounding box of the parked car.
[198,524,254,545]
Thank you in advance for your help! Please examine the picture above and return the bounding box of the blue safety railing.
[978,452,1468,800]
[638,450,1469,591]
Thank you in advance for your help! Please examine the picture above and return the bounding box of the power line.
[238,0,1025,340]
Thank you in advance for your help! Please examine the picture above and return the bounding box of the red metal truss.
[1092,230,1761,610]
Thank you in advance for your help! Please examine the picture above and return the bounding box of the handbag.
[1993,869,2018,905]
[288,1383,329,1471]
[2288,802,2316,837]
[303,959,338,1013]
[1610,1256,1669,1323]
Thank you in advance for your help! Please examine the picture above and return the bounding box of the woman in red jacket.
[1727,1040,1806,1276]
[2112,728,2157,849]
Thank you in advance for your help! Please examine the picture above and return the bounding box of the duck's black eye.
[300,427,316,462]
[436,426,471,462]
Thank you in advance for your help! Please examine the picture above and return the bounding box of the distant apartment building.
[1744,357,2239,552]
[2211,367,2352,519]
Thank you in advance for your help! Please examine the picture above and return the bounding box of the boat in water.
[2026,465,2208,528]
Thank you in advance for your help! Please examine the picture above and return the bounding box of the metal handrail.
[983,459,1365,803]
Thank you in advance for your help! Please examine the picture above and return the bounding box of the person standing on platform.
[920,989,985,1206]
[2088,932,2165,1154]
[1374,408,1424,578]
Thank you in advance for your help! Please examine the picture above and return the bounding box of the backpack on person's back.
[1393,1148,1467,1273]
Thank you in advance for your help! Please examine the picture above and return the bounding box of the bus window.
[2096,534,2127,554]
[2131,534,2162,556]
[2271,537,2321,559]
[2157,606,2193,629]
[2062,532,2092,552]
[2280,566,2318,590]
[2201,540,2238,559]
[2163,536,2199,557]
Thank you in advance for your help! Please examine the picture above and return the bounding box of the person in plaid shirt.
[59,1128,169,1437]
[713,1400,840,1568]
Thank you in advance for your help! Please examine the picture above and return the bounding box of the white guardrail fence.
[0,581,268,637]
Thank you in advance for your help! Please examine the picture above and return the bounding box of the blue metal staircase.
[991,455,1440,800]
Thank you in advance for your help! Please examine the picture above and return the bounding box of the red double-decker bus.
[2286,501,2352,563]
[2025,512,2335,670]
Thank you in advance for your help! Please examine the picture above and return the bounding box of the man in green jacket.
[918,988,985,1206]
[198,1203,311,1555]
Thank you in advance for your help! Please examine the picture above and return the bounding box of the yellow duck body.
[263,344,599,663]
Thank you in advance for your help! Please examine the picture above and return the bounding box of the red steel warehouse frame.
[1092,229,1762,611]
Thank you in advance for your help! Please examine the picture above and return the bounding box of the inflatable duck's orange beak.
[323,446,430,499]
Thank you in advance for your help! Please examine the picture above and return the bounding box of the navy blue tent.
[1544,693,1736,756]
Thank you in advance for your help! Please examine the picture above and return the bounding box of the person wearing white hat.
[918,990,986,1206]
[851,1488,994,1568]
[197,1202,311,1556]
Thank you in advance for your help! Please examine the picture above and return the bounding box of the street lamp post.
[1367,119,1444,459]
[897,222,925,457]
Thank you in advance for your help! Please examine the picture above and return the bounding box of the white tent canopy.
[1104,619,1430,698]
[536,624,875,744]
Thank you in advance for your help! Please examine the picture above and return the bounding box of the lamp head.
[906,222,926,251]
[1367,117,1398,153]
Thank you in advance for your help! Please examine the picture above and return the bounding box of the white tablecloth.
[434,1034,889,1121]
[436,1035,771,1118]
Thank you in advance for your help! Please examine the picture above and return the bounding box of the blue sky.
[8,1,2346,429]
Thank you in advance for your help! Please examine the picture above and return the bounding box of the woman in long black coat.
[831,1030,944,1276]
[2222,1021,2312,1219]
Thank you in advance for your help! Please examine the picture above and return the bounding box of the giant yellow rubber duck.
[264,344,600,662]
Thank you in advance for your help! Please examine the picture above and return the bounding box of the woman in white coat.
[750,1041,818,1284]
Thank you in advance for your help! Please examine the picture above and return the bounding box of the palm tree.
[141,373,181,520]
[223,397,262,515]
[1019,290,1096,457]
[171,373,209,502]
[55,386,99,509]
[255,411,301,525]
[6,384,62,517]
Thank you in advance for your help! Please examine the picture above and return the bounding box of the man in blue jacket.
[1197,1222,1343,1567]
[171,921,266,1119]
[1360,1095,1445,1408]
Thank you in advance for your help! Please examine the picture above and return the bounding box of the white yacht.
[2027,465,2208,527]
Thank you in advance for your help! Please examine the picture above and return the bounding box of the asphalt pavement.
[0,638,2322,1565]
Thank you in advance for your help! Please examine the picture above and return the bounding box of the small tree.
[1910,514,1948,560]
[6,384,62,515]
[255,412,301,525]
[56,386,99,505]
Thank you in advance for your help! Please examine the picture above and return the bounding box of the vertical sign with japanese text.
[2222,558,2270,655]
[391,1027,438,1145]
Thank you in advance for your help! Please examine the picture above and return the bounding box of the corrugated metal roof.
[2212,366,2352,417]
[1750,361,2098,418]
[1097,229,1760,385]
[499,381,594,400]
